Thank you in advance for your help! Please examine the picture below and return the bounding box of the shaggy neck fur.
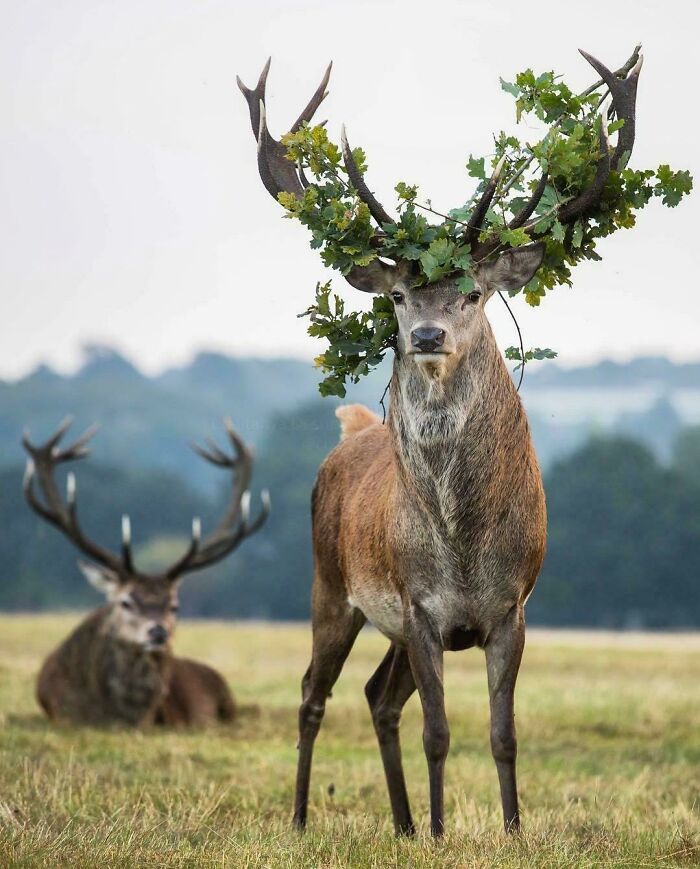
[65,608,170,725]
[388,315,535,539]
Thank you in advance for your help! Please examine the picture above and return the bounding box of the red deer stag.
[239,48,641,835]
[23,417,269,727]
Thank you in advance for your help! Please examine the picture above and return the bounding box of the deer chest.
[98,646,167,725]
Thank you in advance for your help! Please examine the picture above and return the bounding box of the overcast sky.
[1,0,698,380]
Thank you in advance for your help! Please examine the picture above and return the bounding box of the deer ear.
[474,242,545,299]
[345,259,410,294]
[78,561,121,597]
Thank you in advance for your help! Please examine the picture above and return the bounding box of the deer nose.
[148,625,168,646]
[411,326,446,352]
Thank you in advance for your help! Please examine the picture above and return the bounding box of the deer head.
[338,247,545,382]
[23,418,269,651]
[238,50,642,381]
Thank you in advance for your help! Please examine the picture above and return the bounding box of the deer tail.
[335,404,382,440]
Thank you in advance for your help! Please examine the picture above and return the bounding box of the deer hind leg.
[485,604,525,833]
[405,602,450,837]
[365,643,416,836]
[292,600,365,830]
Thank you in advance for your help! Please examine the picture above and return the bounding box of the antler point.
[23,458,35,485]
[241,490,252,525]
[121,514,132,546]
[493,155,507,179]
[630,54,644,76]
[66,471,77,503]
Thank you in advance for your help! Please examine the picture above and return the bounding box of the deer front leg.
[404,601,449,837]
[293,602,365,830]
[484,604,525,833]
[365,644,416,836]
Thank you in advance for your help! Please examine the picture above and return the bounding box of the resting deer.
[23,417,269,727]
[238,47,641,834]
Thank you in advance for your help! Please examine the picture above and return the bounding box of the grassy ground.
[0,615,698,867]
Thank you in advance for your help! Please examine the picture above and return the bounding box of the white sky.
[1,0,698,380]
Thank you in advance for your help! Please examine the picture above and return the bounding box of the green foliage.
[278,60,693,396]
[505,346,558,371]
[654,164,694,206]
[298,282,397,397]
[281,56,692,395]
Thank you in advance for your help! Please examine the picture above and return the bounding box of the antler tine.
[164,517,201,580]
[236,56,271,140]
[164,422,268,579]
[298,164,311,189]
[256,100,301,199]
[239,59,334,204]
[47,415,74,450]
[291,62,332,133]
[167,490,271,578]
[22,416,74,456]
[247,488,271,535]
[464,156,506,246]
[471,167,549,262]
[121,515,134,572]
[191,439,230,468]
[341,125,394,228]
[190,443,211,463]
[507,172,549,230]
[23,459,56,524]
[579,48,643,170]
[555,99,612,226]
[56,422,100,462]
[224,417,253,464]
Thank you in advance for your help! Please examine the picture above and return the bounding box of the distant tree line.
[2,403,699,628]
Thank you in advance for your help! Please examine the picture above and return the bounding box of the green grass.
[0,615,698,867]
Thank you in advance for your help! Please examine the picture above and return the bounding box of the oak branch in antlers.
[238,46,691,396]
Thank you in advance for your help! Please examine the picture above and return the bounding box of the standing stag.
[238,48,642,834]
[23,418,269,727]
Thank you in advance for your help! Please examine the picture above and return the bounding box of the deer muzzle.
[410,326,447,354]
[147,624,168,647]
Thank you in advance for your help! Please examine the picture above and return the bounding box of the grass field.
[0,615,698,867]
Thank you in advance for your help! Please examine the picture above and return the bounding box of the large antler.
[238,59,394,231]
[237,58,332,201]
[22,417,129,572]
[164,419,270,579]
[471,46,643,261]
[240,47,642,270]
[340,125,394,228]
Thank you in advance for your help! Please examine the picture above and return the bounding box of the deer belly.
[348,583,404,642]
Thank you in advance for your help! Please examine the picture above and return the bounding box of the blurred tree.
[672,425,700,488]
[529,436,700,627]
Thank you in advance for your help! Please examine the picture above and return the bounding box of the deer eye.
[120,599,133,611]
[390,291,405,304]
[468,291,482,304]
[170,604,179,614]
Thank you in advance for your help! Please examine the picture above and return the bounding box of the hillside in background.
[2,346,698,480]
[1,347,699,626]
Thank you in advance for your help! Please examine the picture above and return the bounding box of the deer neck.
[93,611,170,723]
[388,317,530,514]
